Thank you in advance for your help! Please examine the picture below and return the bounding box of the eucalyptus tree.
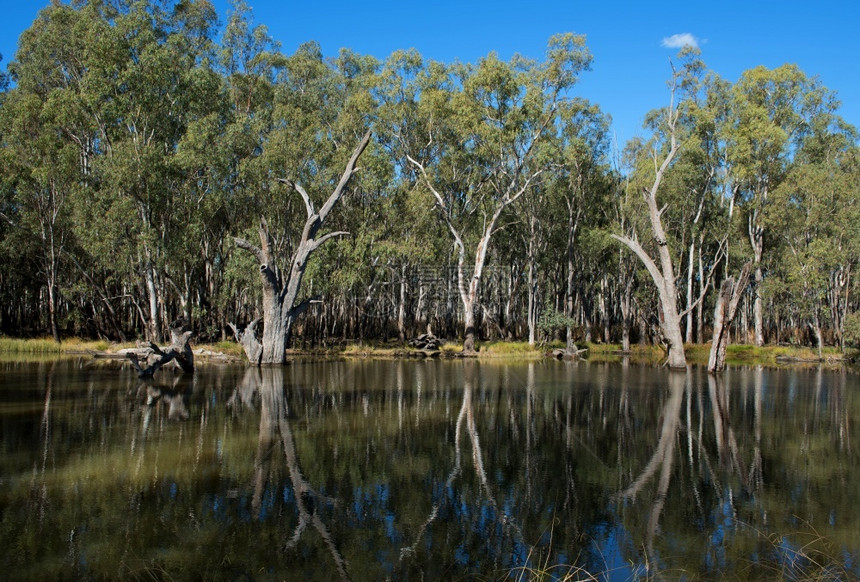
[232,42,375,364]
[386,34,593,352]
[0,86,80,341]
[611,60,694,368]
[667,59,733,344]
[93,1,227,341]
[0,1,115,340]
[552,98,611,351]
[724,64,838,345]
[170,0,285,340]
[765,149,859,356]
[4,0,226,342]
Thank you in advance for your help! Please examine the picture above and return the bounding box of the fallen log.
[408,333,443,351]
[551,347,588,360]
[126,320,194,378]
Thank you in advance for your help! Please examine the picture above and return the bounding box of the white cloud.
[661,33,699,49]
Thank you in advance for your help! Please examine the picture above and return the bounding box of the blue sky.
[2,0,858,149]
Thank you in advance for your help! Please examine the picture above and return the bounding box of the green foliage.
[538,306,577,335]
[0,1,857,354]
[844,312,860,348]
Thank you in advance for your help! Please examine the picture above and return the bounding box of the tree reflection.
[393,360,526,575]
[235,367,352,581]
[619,372,686,561]
[3,359,858,579]
[617,367,774,576]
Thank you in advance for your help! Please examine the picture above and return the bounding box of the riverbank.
[0,336,850,367]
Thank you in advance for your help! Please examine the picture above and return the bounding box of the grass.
[197,340,246,357]
[0,335,849,368]
[0,336,110,354]
[477,340,543,358]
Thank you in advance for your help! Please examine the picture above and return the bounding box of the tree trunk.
[708,262,752,373]
[397,263,407,342]
[620,278,632,353]
[234,131,371,365]
[753,264,764,346]
[610,98,686,367]
[462,294,478,354]
[527,258,536,346]
[750,206,765,347]
[144,251,161,343]
[685,241,695,343]
[809,316,824,361]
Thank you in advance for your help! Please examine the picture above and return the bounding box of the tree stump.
[708,262,752,373]
[229,319,263,365]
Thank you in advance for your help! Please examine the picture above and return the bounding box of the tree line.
[1,0,858,364]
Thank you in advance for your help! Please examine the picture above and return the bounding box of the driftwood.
[708,262,752,373]
[126,320,194,378]
[229,319,263,365]
[408,333,443,351]
[551,347,588,360]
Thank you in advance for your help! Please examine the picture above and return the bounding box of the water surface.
[1,358,858,580]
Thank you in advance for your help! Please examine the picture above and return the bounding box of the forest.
[1,0,858,365]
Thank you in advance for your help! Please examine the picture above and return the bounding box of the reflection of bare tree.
[394,361,524,571]
[708,374,747,484]
[749,367,763,492]
[619,372,686,560]
[243,367,351,582]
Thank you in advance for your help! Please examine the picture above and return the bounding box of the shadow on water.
[0,358,858,580]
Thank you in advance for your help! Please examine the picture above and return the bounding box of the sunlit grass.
[738,520,857,582]
[475,341,543,358]
[196,340,245,357]
[0,336,111,353]
[0,334,850,368]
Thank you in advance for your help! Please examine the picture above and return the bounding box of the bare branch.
[278,178,315,217]
[318,129,372,222]
[611,233,665,289]
[308,230,350,253]
[406,154,448,211]
[234,237,266,265]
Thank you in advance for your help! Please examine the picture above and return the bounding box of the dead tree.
[708,262,752,373]
[234,130,371,365]
[229,319,263,366]
[126,319,194,378]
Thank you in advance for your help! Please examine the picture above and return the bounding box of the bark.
[610,80,686,368]
[620,277,633,353]
[565,204,581,353]
[229,318,263,365]
[708,262,752,373]
[749,207,765,346]
[527,256,536,346]
[685,241,695,343]
[234,130,371,365]
[143,245,162,344]
[126,319,194,378]
[397,263,407,342]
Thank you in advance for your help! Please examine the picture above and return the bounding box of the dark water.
[1,357,858,581]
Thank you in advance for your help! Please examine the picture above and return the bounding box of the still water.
[1,357,858,581]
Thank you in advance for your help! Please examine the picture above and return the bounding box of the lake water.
[1,357,858,580]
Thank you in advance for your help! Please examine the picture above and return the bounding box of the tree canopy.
[1,0,858,362]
